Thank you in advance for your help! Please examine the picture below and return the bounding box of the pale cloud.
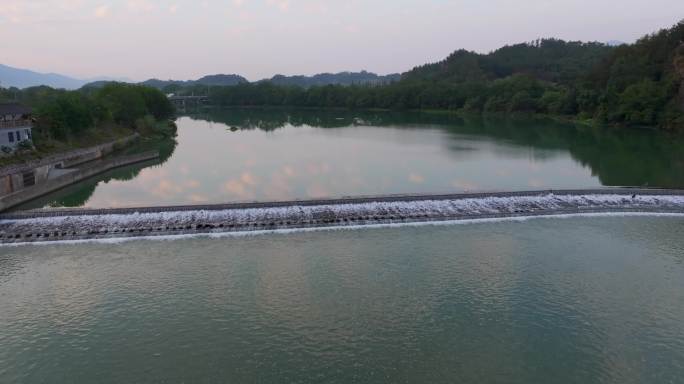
[306,183,329,198]
[265,170,294,200]
[240,172,257,186]
[237,11,251,21]
[266,0,289,11]
[409,173,424,184]
[222,176,256,199]
[528,178,545,188]
[94,4,110,18]
[150,179,183,199]
[306,162,331,176]
[1,0,680,81]
[189,193,208,202]
[226,25,250,38]
[344,24,360,34]
[184,179,200,188]
[303,2,328,14]
[0,2,28,23]
[222,180,247,196]
[282,165,296,177]
[126,0,155,13]
[452,180,478,191]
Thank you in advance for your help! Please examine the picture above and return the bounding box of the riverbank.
[0,82,176,167]
[0,134,144,205]
[0,124,137,167]
[0,151,159,212]
[0,119,177,211]
[0,133,140,177]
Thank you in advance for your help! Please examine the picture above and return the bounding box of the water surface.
[18,109,684,209]
[1,216,683,383]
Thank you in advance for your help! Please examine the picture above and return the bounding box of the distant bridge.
[168,95,209,108]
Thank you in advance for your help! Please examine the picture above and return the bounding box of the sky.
[0,0,681,81]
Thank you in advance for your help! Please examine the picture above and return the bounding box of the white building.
[0,103,33,153]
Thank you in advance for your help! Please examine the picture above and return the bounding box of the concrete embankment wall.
[1,189,684,244]
[0,151,159,212]
[0,134,140,196]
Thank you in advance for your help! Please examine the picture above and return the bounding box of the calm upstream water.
[1,216,683,383]
[16,109,684,209]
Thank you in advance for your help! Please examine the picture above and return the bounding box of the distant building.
[0,103,33,153]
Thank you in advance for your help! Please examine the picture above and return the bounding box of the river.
[15,109,684,209]
[1,216,683,383]
[3,109,684,383]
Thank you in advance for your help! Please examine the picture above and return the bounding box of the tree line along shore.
[196,21,684,131]
[0,83,176,165]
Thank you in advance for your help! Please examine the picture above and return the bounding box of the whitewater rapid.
[2,190,684,244]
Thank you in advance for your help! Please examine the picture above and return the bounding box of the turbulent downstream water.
[1,216,683,383]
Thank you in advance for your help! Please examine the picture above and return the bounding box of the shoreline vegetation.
[192,104,612,131]
[0,83,177,167]
[0,21,682,168]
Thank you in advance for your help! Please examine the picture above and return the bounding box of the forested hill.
[265,71,400,87]
[83,71,398,91]
[139,74,248,90]
[582,22,684,129]
[402,39,614,84]
[201,21,684,130]
[81,74,249,91]
[141,71,399,90]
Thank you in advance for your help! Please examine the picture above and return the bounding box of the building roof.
[0,103,32,115]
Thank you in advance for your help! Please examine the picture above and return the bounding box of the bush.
[17,140,33,151]
[508,91,539,112]
[26,83,174,144]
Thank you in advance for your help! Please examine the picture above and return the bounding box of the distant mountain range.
[0,63,399,90]
[135,71,399,90]
[138,74,248,89]
[263,71,400,87]
[0,63,128,90]
[402,38,614,85]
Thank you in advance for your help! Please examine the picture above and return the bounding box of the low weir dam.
[2,188,684,245]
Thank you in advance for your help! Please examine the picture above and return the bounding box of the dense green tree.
[139,86,175,120]
[95,83,148,125]
[1,83,174,144]
[196,21,684,130]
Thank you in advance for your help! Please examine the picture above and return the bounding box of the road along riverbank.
[1,188,683,245]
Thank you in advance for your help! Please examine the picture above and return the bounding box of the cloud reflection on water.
[20,109,684,209]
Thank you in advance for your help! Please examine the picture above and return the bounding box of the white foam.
[3,211,684,248]
[3,194,684,228]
